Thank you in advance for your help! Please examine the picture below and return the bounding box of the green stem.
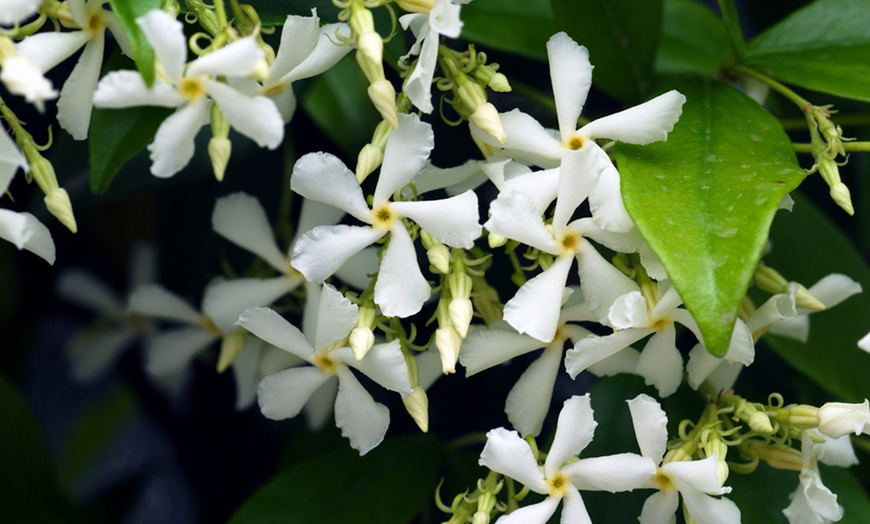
[212,0,229,28]
[793,141,870,153]
[736,66,810,109]
[780,113,870,131]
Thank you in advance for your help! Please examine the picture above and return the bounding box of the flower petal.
[16,31,89,72]
[334,339,413,394]
[375,224,430,317]
[402,24,437,113]
[136,10,187,81]
[236,306,315,361]
[57,35,104,140]
[212,192,289,272]
[506,345,561,437]
[579,90,686,145]
[566,453,657,492]
[636,326,683,397]
[807,273,862,309]
[460,326,544,376]
[679,487,741,524]
[268,13,321,83]
[0,128,27,191]
[504,254,573,343]
[665,455,730,496]
[67,327,136,383]
[56,268,122,316]
[545,394,596,476]
[283,24,351,85]
[639,490,679,524]
[627,394,669,464]
[564,329,649,379]
[188,37,262,78]
[474,109,563,163]
[203,79,283,149]
[560,487,593,524]
[148,97,209,177]
[497,498,561,524]
[291,152,371,223]
[429,0,464,38]
[128,284,201,324]
[546,32,591,141]
[291,224,384,284]
[93,70,184,108]
[334,365,390,455]
[145,326,216,379]
[202,277,298,333]
[0,210,55,264]
[258,366,332,420]
[484,191,558,254]
[313,284,360,350]
[375,113,434,205]
[303,377,339,430]
[575,238,639,322]
[0,0,42,25]
[479,427,548,494]
[552,147,598,234]
[391,190,481,248]
[589,161,635,233]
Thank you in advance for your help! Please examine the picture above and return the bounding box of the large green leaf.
[107,0,161,86]
[762,192,870,402]
[617,80,805,356]
[461,0,554,61]
[229,434,441,524]
[745,0,870,102]
[656,0,731,77]
[551,0,663,103]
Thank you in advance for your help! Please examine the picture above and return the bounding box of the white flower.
[783,431,852,524]
[0,51,57,111]
[400,0,467,113]
[290,113,481,317]
[627,394,741,524]
[93,10,283,177]
[230,335,300,411]
[817,400,870,439]
[479,394,655,524]
[765,274,861,342]
[236,284,412,455]
[0,0,43,25]
[471,32,685,232]
[261,12,351,121]
[16,0,130,137]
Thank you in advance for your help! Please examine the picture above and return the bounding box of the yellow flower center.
[546,470,570,497]
[652,468,676,491]
[179,77,206,101]
[558,231,581,255]
[86,10,105,35]
[313,353,339,375]
[565,135,585,150]
[371,204,395,229]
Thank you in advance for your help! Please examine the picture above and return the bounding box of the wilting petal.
[212,192,289,271]
[128,284,202,324]
[375,224,430,317]
[545,395,596,476]
[579,90,686,145]
[202,277,298,333]
[485,191,558,254]
[136,10,187,81]
[460,326,543,375]
[506,345,561,437]
[564,329,649,379]
[291,224,385,283]
[334,365,390,455]
[334,340,412,394]
[93,71,184,108]
[567,453,657,492]
[547,32,592,141]
[291,152,371,223]
[391,190,481,248]
[627,394,669,464]
[203,79,283,149]
[148,97,209,177]
[57,35,104,140]
[375,114,434,205]
[313,284,360,350]
[479,427,548,494]
[258,366,332,420]
[504,254,573,343]
[236,306,315,361]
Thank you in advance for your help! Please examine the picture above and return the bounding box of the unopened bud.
[217,330,246,372]
[817,157,854,215]
[747,441,803,471]
[395,0,434,13]
[829,182,854,216]
[402,386,429,432]
[448,297,473,338]
[44,188,76,233]
[208,137,232,182]
[794,285,826,311]
[448,266,472,299]
[471,103,506,144]
[775,404,820,429]
[748,411,774,434]
[488,232,507,248]
[349,326,375,360]
[368,79,398,129]
[754,262,788,294]
[487,72,511,93]
[427,244,451,274]
[355,143,383,183]
[435,325,462,374]
[473,134,499,158]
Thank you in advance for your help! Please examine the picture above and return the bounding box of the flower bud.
[745,441,802,471]
[488,232,507,248]
[355,143,383,183]
[817,156,854,215]
[435,325,462,374]
[349,326,375,361]
[395,0,434,13]
[829,181,854,216]
[449,297,473,338]
[44,188,77,233]
[427,244,451,274]
[402,386,429,432]
[748,411,774,434]
[208,137,232,182]
[487,72,511,93]
[818,400,870,438]
[470,103,507,144]
[367,79,398,129]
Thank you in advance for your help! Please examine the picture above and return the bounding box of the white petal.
[546,32,591,141]
[665,456,730,496]
[375,224,430,317]
[16,31,89,72]
[545,395,596,476]
[334,247,378,290]
[704,361,744,393]
[281,24,351,85]
[506,345,561,437]
[460,326,543,375]
[0,128,26,192]
[303,377,338,430]
[203,79,283,149]
[680,487,741,524]
[478,109,563,161]
[0,210,55,264]
[429,0,463,38]
[479,427,548,494]
[560,487,592,524]
[128,284,201,324]
[576,238,638,322]
[496,498,561,524]
[375,113,434,205]
[815,434,859,468]
[497,166,560,215]
[231,337,263,410]
[148,97,209,177]
[291,152,371,223]
[236,306,315,361]
[334,365,390,455]
[269,86,298,123]
[504,255,573,343]
[189,37,263,77]
[57,35,104,140]
[313,284,359,350]
[587,347,641,377]
[566,453,657,492]
[212,192,289,272]
[686,344,725,391]
[403,27,438,113]
[412,160,486,196]
[767,316,809,342]
[257,366,332,420]
[145,327,215,379]
[639,491,679,524]
[564,329,649,379]
[608,291,649,330]
[67,327,136,382]
[335,340,412,394]
[136,10,187,81]
[294,197,346,244]
[552,148,598,234]
[589,161,635,233]
[268,13,321,83]
[93,71,184,108]
[391,191,481,248]
[807,273,862,309]
[202,277,298,333]
[484,191,558,254]
[636,326,683,397]
[0,0,42,25]
[627,394,669,463]
[746,292,797,333]
[56,269,122,316]
[579,90,686,145]
[291,225,384,283]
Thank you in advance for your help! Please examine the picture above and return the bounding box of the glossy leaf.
[229,435,441,524]
[617,79,805,356]
[461,0,554,61]
[656,0,731,77]
[107,0,161,86]
[745,0,870,102]
[551,0,663,103]
[716,0,746,61]
[762,192,870,402]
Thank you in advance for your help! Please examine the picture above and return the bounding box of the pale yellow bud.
[457,81,487,109]
[217,330,246,372]
[488,232,507,248]
[426,244,451,274]
[402,386,429,432]
[487,73,511,93]
[208,137,232,182]
[357,31,383,65]
[448,269,472,299]
[368,79,398,129]
[449,298,473,338]
[473,134,500,158]
[355,143,383,183]
[395,0,435,13]
[748,411,774,434]
[471,103,507,144]
[829,182,854,216]
[44,188,77,233]
[753,263,788,294]
[748,441,803,471]
[794,285,826,311]
[435,325,462,374]
[349,326,375,361]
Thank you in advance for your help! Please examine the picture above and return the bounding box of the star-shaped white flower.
[479,394,655,524]
[237,284,413,455]
[290,113,481,317]
[783,431,856,524]
[93,10,283,177]
[472,31,685,232]
[627,394,741,524]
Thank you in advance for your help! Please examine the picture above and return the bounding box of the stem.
[780,113,870,131]
[736,66,810,109]
[793,141,870,153]
[212,0,229,28]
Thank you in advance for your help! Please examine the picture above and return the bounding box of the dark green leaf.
[229,434,441,524]
[617,79,805,356]
[461,0,554,61]
[301,55,380,157]
[762,191,870,402]
[745,0,870,102]
[716,0,746,61]
[656,0,731,77]
[551,0,663,102]
[107,0,161,86]
[88,105,172,194]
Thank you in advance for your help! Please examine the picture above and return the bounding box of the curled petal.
[479,427,548,494]
[391,190,481,248]
[627,394,669,464]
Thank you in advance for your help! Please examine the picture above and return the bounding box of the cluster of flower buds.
[804,104,855,215]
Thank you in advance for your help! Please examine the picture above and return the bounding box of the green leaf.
[301,55,380,157]
[229,435,441,524]
[107,0,161,86]
[745,0,870,102]
[716,0,746,61]
[762,191,870,402]
[88,105,172,194]
[551,0,663,102]
[617,79,805,356]
[461,0,554,61]
[656,0,731,77]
